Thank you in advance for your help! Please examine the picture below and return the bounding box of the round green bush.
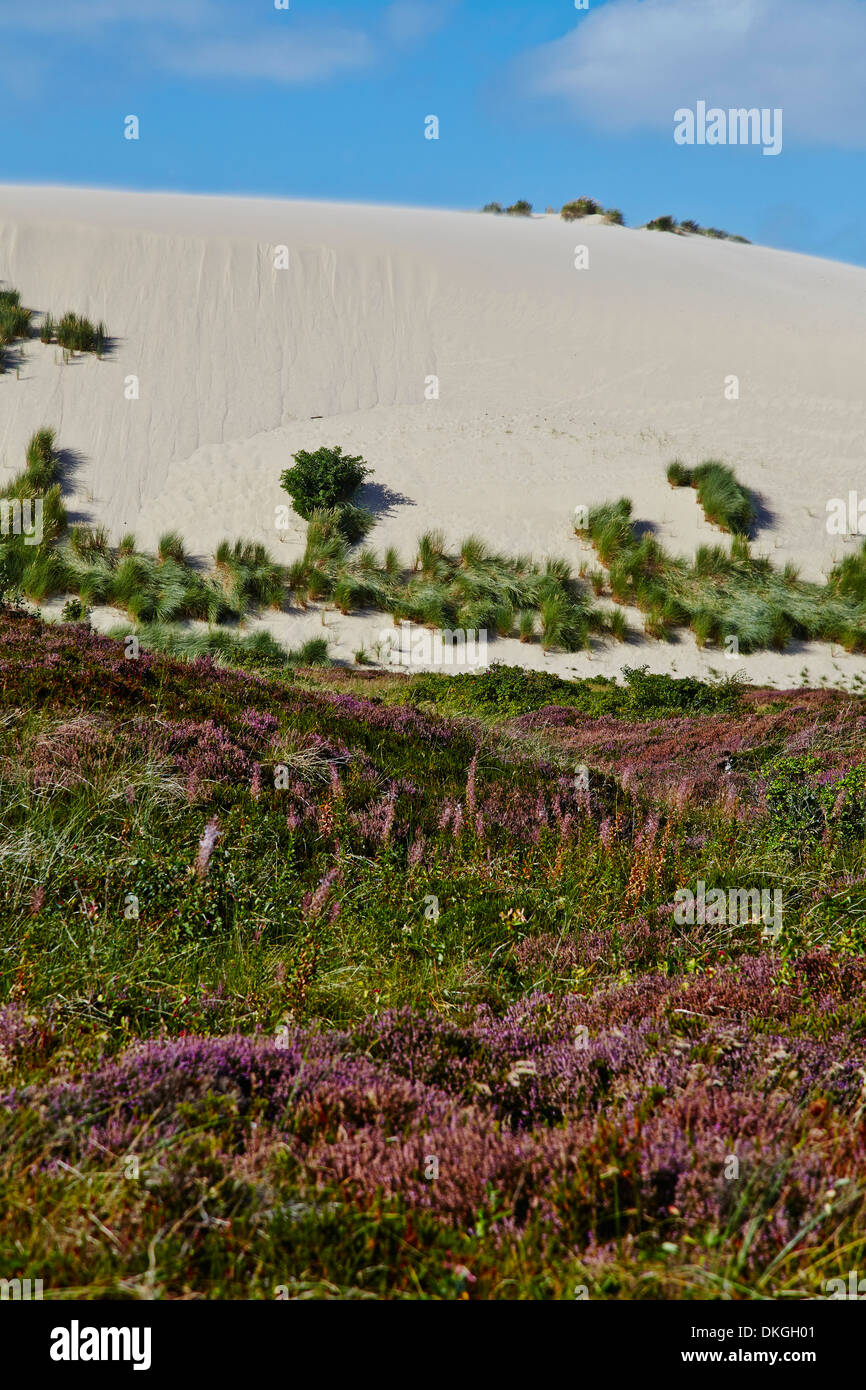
[280,446,371,521]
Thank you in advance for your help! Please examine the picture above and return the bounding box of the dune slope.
[1,185,865,684]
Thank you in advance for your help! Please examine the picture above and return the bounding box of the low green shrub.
[766,756,866,853]
[405,660,744,718]
[678,219,751,243]
[280,446,371,522]
[561,197,600,221]
[61,597,91,624]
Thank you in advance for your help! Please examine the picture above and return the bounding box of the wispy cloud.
[161,29,376,85]
[519,0,866,148]
[0,0,447,88]
[382,0,457,47]
[0,0,209,31]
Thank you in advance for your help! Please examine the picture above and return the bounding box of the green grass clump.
[124,623,329,671]
[539,590,585,652]
[0,430,296,652]
[215,539,286,610]
[54,311,107,355]
[0,287,33,371]
[682,219,751,243]
[0,288,32,346]
[577,462,866,654]
[56,525,290,628]
[0,291,110,369]
[24,429,61,491]
[577,498,641,567]
[0,430,69,601]
[0,291,108,365]
[665,459,691,488]
[157,530,188,564]
[648,218,750,243]
[289,512,598,653]
[667,459,756,536]
[829,541,866,605]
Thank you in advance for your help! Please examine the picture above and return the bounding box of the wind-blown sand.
[2,183,866,687]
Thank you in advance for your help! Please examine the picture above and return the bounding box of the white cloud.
[521,0,866,147]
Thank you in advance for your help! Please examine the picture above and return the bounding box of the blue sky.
[2,0,866,265]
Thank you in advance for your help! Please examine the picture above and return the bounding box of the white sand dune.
[2,183,866,687]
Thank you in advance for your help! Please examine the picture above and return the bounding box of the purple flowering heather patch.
[239,708,279,745]
[5,953,864,1271]
[0,1002,55,1071]
[512,690,866,812]
[319,692,457,746]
